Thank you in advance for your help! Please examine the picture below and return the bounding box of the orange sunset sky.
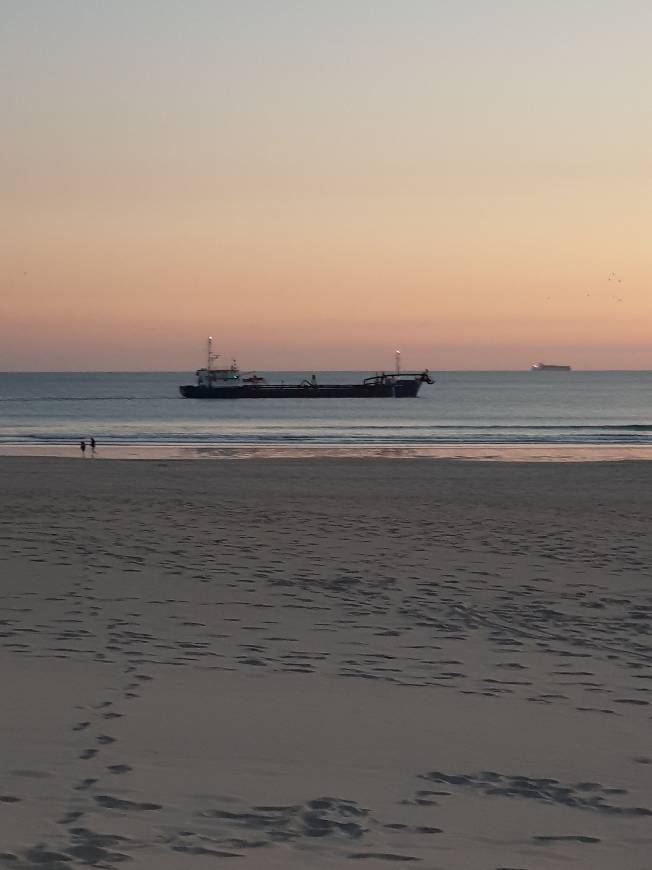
[2,1,651,370]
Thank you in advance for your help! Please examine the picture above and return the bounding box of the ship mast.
[207,336,220,371]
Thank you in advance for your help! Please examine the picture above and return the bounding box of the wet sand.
[1,443,652,461]
[0,457,650,869]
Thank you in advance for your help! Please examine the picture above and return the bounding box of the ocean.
[0,370,650,452]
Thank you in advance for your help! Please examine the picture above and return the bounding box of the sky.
[1,0,651,370]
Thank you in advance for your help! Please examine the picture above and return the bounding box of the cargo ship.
[530,362,571,371]
[179,338,434,399]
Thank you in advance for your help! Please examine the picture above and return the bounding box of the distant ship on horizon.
[530,362,572,371]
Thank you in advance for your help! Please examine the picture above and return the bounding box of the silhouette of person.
[90,437,96,456]
[80,440,86,457]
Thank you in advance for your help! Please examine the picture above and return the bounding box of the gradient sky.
[2,0,651,370]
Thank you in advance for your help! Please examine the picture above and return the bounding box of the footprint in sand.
[57,810,84,825]
[107,765,132,775]
[94,795,161,811]
[79,749,98,760]
[533,835,600,844]
[348,853,422,862]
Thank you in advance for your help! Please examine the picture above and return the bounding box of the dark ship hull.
[180,377,427,399]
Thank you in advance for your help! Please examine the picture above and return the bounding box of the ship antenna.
[395,349,401,374]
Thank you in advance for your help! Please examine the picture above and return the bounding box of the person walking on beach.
[80,440,86,457]
[90,437,96,457]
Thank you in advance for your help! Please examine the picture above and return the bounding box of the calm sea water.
[0,371,650,448]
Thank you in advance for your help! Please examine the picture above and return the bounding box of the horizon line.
[1,369,651,375]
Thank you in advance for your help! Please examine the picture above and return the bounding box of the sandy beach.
[0,457,650,869]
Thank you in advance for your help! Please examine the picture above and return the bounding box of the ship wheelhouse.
[196,362,241,389]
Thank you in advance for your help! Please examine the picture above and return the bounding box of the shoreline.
[1,442,652,461]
